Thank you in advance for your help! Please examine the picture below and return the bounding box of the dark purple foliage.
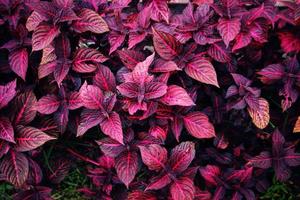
[0,0,300,199]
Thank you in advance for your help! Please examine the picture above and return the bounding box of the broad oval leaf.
[169,142,195,173]
[99,112,123,144]
[146,173,172,190]
[257,64,285,84]
[185,58,219,87]
[170,177,195,200]
[93,66,116,91]
[247,98,270,129]
[96,137,126,158]
[77,109,102,137]
[73,8,109,34]
[117,49,145,70]
[0,80,16,109]
[79,82,103,109]
[183,112,216,139]
[14,126,56,152]
[0,117,14,143]
[151,0,170,23]
[160,85,195,107]
[139,144,167,171]
[26,11,45,32]
[12,90,37,125]
[73,48,108,73]
[217,18,241,47]
[247,151,272,169]
[152,28,182,60]
[0,150,29,187]
[35,95,60,114]
[32,24,60,51]
[127,191,157,200]
[115,151,138,188]
[208,42,231,63]
[9,48,28,80]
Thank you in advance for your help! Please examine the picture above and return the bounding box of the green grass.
[51,168,88,200]
[260,177,295,200]
[0,183,13,200]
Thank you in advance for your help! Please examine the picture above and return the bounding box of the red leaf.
[73,48,108,73]
[145,82,168,100]
[117,49,145,70]
[32,24,60,51]
[232,32,252,51]
[257,64,285,84]
[183,112,216,139]
[128,32,147,49]
[93,66,116,91]
[169,142,195,173]
[12,90,37,125]
[77,109,102,137]
[14,125,56,152]
[127,191,157,200]
[146,173,172,190]
[151,0,170,23]
[108,31,126,54]
[54,61,71,86]
[26,11,45,32]
[152,28,182,60]
[47,158,71,184]
[100,112,123,144]
[170,177,195,200]
[73,8,109,34]
[0,117,15,143]
[0,80,17,109]
[139,144,167,171]
[9,48,28,80]
[171,116,184,142]
[79,82,103,109]
[152,59,180,73]
[38,61,57,79]
[96,137,126,157]
[278,31,300,54]
[185,57,219,87]
[199,165,220,186]
[35,95,60,114]
[217,18,241,47]
[53,105,69,133]
[117,82,139,98]
[0,150,29,187]
[208,42,231,63]
[160,85,195,107]
[115,151,138,188]
[247,151,272,169]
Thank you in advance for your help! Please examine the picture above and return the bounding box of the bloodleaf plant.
[200,165,255,200]
[247,129,300,181]
[225,73,270,129]
[139,142,197,200]
[96,129,160,188]
[257,56,300,111]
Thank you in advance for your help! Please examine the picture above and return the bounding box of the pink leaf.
[73,48,108,73]
[151,0,170,23]
[32,24,60,51]
[79,82,103,109]
[152,59,180,73]
[96,137,126,157]
[170,177,195,200]
[100,112,123,144]
[208,42,231,63]
[232,32,252,51]
[128,32,147,49]
[93,66,116,91]
[115,151,138,188]
[9,48,28,80]
[77,109,102,137]
[117,49,145,70]
[35,95,60,114]
[169,142,195,173]
[108,32,126,54]
[185,57,219,87]
[12,90,37,125]
[257,64,285,84]
[247,151,272,169]
[160,85,195,107]
[0,117,15,143]
[117,82,139,98]
[73,8,109,34]
[146,173,172,190]
[199,165,220,186]
[0,79,17,109]
[145,82,168,100]
[139,144,167,171]
[217,18,241,47]
[26,11,45,32]
[0,150,29,187]
[152,28,182,60]
[14,125,56,152]
[183,112,216,139]
[53,61,71,86]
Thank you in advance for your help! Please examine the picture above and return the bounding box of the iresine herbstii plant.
[0,0,300,199]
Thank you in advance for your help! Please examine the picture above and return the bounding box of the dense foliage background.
[0,0,300,199]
